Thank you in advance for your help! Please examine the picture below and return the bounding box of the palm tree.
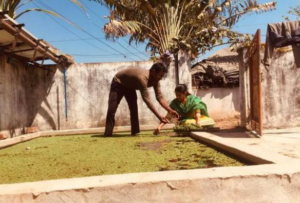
[93,0,276,59]
[0,0,87,26]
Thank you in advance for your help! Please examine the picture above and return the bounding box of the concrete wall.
[1,53,193,137]
[192,49,240,120]
[0,55,57,138]
[196,87,240,120]
[1,164,300,203]
[32,60,182,132]
[0,50,241,138]
[3,46,298,137]
[239,48,300,129]
[177,50,192,88]
[262,50,300,128]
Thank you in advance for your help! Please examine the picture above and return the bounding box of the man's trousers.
[104,79,140,136]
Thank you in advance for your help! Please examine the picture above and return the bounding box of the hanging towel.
[263,20,300,68]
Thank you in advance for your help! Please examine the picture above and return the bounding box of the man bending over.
[104,63,179,137]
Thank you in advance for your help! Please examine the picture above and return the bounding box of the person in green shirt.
[154,84,210,135]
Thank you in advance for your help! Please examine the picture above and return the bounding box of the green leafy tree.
[92,0,276,59]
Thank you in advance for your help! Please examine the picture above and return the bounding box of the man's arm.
[154,83,179,118]
[158,99,179,118]
[140,87,169,123]
[153,113,173,135]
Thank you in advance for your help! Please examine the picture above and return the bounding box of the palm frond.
[219,1,277,27]
[104,15,141,39]
[69,0,88,15]
[99,0,277,58]
[15,8,83,30]
[1,0,88,21]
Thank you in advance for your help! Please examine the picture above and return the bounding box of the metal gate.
[248,29,263,136]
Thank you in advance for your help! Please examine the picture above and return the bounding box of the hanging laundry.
[263,20,300,68]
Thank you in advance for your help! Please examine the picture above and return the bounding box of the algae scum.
[0,131,245,184]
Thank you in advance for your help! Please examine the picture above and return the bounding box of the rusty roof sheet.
[0,13,74,65]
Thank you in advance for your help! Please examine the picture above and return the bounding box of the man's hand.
[169,109,180,119]
[159,116,169,123]
[158,99,180,119]
[154,122,166,136]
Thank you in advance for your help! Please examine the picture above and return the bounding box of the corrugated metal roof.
[0,13,74,66]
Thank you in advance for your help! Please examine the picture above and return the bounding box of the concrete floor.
[200,127,300,162]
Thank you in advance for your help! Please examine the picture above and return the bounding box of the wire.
[72,52,149,57]
[69,0,91,19]
[234,23,270,28]
[80,0,150,58]
[78,0,107,24]
[32,1,111,53]
[48,37,106,42]
[71,4,146,61]
[35,0,136,61]
[36,0,271,60]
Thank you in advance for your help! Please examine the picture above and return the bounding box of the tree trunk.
[174,53,179,85]
[177,50,192,89]
[160,50,192,92]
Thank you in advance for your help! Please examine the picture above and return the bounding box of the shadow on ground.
[203,128,254,138]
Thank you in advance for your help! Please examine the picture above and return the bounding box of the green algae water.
[0,131,245,184]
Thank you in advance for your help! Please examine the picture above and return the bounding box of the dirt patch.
[137,139,172,151]
[214,117,241,129]
[158,131,179,136]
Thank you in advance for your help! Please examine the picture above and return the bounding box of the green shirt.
[169,95,209,121]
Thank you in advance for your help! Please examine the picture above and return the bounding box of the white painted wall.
[32,61,184,131]
[3,47,299,137]
[239,48,300,129]
[0,56,192,137]
[195,87,240,120]
[262,50,300,128]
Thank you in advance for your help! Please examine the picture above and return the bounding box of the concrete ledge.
[39,124,175,136]
[2,129,300,202]
[1,163,300,203]
[0,132,41,149]
[190,132,294,164]
[0,124,175,149]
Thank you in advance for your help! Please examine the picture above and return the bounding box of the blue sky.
[16,0,299,64]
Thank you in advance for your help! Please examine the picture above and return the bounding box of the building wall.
[239,48,300,129]
[0,51,242,138]
[196,87,240,120]
[1,55,191,137]
[3,47,298,137]
[0,55,57,137]
[193,51,241,120]
[32,60,181,132]
[262,50,300,128]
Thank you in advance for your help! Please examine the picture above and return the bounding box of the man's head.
[149,63,168,82]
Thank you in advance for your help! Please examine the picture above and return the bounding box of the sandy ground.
[214,117,241,130]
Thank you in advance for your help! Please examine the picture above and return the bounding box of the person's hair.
[175,84,191,96]
[150,63,168,74]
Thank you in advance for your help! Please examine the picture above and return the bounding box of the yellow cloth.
[166,109,201,122]
[181,116,215,126]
